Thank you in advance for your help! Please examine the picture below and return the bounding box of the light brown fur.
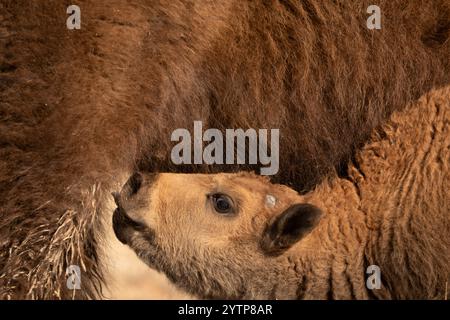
[114,87,449,299]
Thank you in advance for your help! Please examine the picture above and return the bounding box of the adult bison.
[0,0,449,299]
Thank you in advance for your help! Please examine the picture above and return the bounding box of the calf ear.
[261,203,323,255]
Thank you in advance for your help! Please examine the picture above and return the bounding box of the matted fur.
[117,87,449,299]
[0,0,449,299]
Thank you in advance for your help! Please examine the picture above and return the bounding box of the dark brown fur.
[0,0,449,299]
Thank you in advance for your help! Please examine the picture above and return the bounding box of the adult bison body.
[0,0,449,299]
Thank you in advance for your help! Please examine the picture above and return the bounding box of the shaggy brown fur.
[1,0,449,299]
[114,88,449,299]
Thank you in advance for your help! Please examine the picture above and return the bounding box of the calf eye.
[210,193,234,214]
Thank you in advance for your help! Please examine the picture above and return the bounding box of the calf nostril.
[127,172,142,196]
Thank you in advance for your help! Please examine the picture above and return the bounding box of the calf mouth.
[112,192,147,245]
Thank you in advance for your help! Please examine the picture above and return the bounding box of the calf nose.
[124,172,143,197]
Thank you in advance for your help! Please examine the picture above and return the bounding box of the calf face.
[112,172,322,298]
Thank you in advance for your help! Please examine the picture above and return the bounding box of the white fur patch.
[265,194,277,207]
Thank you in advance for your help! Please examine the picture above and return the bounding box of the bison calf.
[113,88,449,299]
